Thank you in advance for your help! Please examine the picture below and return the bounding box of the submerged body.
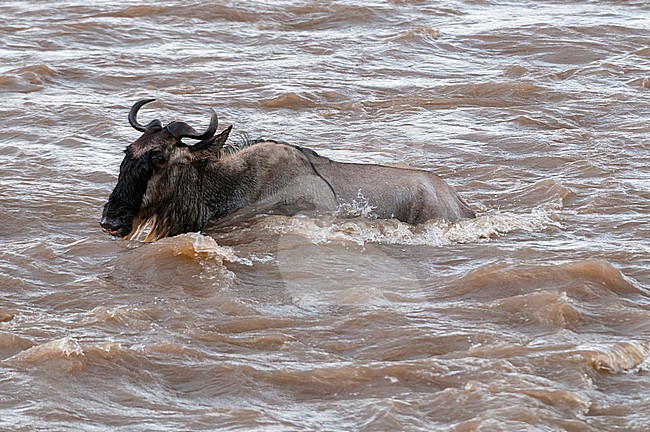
[100,100,475,241]
[214,142,475,225]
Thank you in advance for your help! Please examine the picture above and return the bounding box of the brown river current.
[1,1,649,431]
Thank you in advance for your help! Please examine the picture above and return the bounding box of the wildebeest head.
[100,99,231,239]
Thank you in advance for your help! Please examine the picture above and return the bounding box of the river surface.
[1,1,649,431]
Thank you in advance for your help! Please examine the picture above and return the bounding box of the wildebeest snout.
[100,204,132,237]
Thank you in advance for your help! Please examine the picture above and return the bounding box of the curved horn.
[128,99,162,132]
[166,109,218,141]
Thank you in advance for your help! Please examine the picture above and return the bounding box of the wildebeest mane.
[216,132,289,159]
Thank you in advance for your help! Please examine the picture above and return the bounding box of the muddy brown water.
[1,1,649,431]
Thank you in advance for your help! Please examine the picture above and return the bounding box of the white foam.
[268,205,559,247]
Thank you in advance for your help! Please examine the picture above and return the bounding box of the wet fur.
[103,125,474,241]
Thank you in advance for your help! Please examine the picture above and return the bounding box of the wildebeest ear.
[189,125,233,153]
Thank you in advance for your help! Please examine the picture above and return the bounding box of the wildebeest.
[100,99,475,241]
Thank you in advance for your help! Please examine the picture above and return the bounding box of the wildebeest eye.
[150,151,167,165]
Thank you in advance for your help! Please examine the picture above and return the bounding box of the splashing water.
[334,189,378,220]
[266,203,560,247]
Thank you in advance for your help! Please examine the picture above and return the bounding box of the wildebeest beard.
[131,163,207,242]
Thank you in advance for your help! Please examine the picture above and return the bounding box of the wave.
[0,332,33,361]
[259,92,319,109]
[3,337,205,371]
[263,205,558,247]
[456,259,643,301]
[83,305,159,328]
[391,27,441,45]
[280,5,384,31]
[254,359,452,397]
[0,76,40,93]
[438,80,546,101]
[584,341,650,374]
[0,64,59,93]
[5,337,86,372]
[94,5,259,22]
[108,233,251,289]
[125,231,248,264]
[9,64,58,83]
[486,291,584,330]
[95,5,168,18]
